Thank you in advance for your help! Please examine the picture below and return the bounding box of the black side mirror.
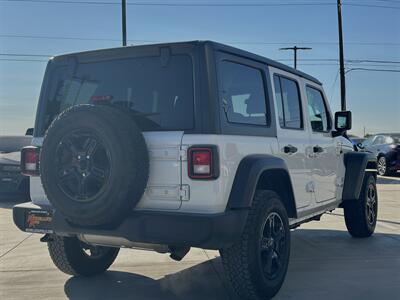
[334,111,352,131]
[25,128,34,136]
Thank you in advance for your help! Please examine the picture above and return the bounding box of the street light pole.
[337,0,346,111]
[122,0,127,46]
[279,46,312,69]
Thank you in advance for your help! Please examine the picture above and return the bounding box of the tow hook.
[40,234,54,243]
[169,246,190,261]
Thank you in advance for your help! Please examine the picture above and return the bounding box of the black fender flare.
[226,154,297,218]
[342,152,377,201]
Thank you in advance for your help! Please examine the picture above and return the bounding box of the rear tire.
[48,235,119,276]
[343,173,377,238]
[377,156,389,176]
[220,190,290,300]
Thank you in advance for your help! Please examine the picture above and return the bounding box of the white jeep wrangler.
[14,41,377,300]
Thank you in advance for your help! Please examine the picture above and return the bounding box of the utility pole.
[122,0,127,46]
[337,0,346,111]
[279,46,312,69]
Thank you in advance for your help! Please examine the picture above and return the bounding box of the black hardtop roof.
[52,40,322,85]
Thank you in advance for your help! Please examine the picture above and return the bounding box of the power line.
[0,34,156,42]
[1,57,399,70]
[367,0,400,3]
[344,3,400,9]
[345,68,400,73]
[0,53,52,57]
[2,53,400,66]
[0,58,48,62]
[0,60,398,74]
[2,0,400,9]
[1,34,399,47]
[365,0,400,3]
[347,59,400,64]
[0,0,337,6]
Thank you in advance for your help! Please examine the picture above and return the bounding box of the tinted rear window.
[41,55,194,133]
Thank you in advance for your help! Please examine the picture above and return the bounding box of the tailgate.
[136,131,184,210]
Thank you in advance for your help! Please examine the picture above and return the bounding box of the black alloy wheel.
[55,129,111,202]
[377,156,387,176]
[365,181,378,226]
[259,212,287,280]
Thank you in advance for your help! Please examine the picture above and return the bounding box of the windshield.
[40,54,194,134]
[361,136,374,147]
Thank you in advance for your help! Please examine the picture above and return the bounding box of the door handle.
[283,145,298,154]
[313,145,324,153]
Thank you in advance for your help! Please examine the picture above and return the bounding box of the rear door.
[270,68,313,209]
[304,83,339,203]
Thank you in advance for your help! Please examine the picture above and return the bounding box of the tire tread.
[221,190,289,300]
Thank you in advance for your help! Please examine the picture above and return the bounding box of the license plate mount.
[25,210,53,234]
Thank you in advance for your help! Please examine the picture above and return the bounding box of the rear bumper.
[386,151,400,171]
[13,202,248,250]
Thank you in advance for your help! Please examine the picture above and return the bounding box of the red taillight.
[188,146,219,179]
[21,146,40,176]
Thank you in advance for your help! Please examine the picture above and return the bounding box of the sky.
[0,0,399,137]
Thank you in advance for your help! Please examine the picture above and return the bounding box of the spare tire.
[40,104,149,226]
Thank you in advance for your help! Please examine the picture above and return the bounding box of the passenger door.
[270,68,313,209]
[304,83,338,203]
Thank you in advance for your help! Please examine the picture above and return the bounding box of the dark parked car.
[0,151,30,200]
[0,135,32,200]
[359,133,400,176]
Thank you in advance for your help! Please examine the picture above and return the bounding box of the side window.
[373,136,385,145]
[219,61,267,126]
[386,136,394,144]
[306,86,332,132]
[273,75,303,129]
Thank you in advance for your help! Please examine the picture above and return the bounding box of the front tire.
[221,190,290,300]
[343,173,378,238]
[48,235,119,276]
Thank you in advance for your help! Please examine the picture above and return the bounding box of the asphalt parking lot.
[1,175,399,300]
